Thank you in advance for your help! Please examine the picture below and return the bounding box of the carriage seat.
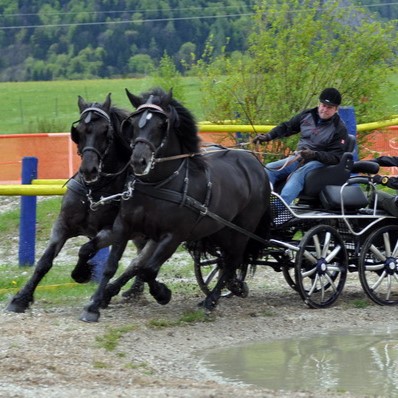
[319,184,369,210]
[297,134,357,206]
[316,160,380,211]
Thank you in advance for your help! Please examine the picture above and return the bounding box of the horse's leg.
[81,233,181,322]
[121,236,149,299]
[80,237,129,322]
[71,228,113,283]
[201,239,248,311]
[102,238,173,307]
[6,228,69,313]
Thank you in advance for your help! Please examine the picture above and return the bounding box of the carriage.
[7,88,398,321]
[193,135,398,309]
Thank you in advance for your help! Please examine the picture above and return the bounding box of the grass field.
[2,75,398,135]
[0,77,203,135]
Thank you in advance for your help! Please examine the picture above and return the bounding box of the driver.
[253,88,349,212]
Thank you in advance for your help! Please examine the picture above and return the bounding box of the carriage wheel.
[295,225,348,309]
[358,225,398,305]
[280,249,298,291]
[193,251,248,298]
[282,264,298,291]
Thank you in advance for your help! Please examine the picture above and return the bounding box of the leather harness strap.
[133,182,269,246]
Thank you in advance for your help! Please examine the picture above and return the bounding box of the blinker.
[84,111,93,123]
[138,110,149,128]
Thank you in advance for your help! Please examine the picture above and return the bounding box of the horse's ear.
[103,93,111,112]
[78,95,87,112]
[125,88,142,109]
[165,88,173,105]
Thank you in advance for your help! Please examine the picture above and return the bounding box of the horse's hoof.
[155,288,172,305]
[71,266,92,284]
[200,297,217,311]
[79,310,100,323]
[226,280,249,298]
[239,282,249,298]
[5,301,28,313]
[149,283,172,305]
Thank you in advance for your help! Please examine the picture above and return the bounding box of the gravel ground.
[0,196,396,397]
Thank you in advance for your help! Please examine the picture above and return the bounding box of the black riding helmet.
[319,88,342,106]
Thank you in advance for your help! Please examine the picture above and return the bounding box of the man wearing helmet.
[253,88,349,209]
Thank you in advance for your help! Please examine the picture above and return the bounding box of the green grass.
[146,309,211,329]
[0,262,96,305]
[96,324,138,351]
[0,195,198,305]
[0,77,203,135]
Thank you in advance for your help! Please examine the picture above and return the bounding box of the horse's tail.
[244,206,272,263]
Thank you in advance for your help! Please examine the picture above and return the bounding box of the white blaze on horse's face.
[130,110,165,176]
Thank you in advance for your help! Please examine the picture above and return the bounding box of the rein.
[264,153,302,172]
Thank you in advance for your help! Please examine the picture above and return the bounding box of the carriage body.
[193,159,398,309]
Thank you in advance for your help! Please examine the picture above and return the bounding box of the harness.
[86,98,269,245]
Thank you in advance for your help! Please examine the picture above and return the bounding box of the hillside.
[0,0,396,82]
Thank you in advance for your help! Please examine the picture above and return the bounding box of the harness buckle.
[122,179,135,200]
[199,205,208,216]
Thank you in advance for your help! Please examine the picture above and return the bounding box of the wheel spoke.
[369,244,387,262]
[365,261,385,272]
[302,248,318,264]
[386,274,392,300]
[383,232,392,257]
[392,240,398,258]
[324,272,337,293]
[321,232,332,258]
[301,265,317,278]
[203,266,220,285]
[307,273,320,296]
[370,269,387,291]
[325,244,342,263]
[313,234,321,258]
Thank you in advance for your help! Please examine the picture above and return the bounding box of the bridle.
[72,106,113,175]
[127,101,171,166]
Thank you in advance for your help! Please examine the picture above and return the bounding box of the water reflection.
[199,328,398,396]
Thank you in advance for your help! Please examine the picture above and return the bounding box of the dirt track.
[0,265,395,398]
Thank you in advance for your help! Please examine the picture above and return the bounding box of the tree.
[151,51,185,102]
[127,54,154,76]
[194,0,398,155]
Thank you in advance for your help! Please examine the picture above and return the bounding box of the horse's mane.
[108,106,132,158]
[138,88,206,168]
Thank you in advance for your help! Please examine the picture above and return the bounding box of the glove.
[299,148,317,161]
[252,133,272,144]
[372,174,389,185]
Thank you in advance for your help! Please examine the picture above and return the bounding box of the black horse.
[6,93,144,313]
[80,87,272,322]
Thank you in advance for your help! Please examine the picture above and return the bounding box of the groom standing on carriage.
[253,88,349,212]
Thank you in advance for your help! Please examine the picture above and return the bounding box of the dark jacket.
[373,156,398,189]
[268,107,348,165]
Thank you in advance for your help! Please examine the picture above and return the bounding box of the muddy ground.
[0,196,395,397]
[1,265,395,398]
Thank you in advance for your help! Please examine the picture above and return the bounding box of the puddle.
[198,328,398,396]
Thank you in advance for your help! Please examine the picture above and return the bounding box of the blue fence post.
[339,106,358,160]
[19,157,38,266]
